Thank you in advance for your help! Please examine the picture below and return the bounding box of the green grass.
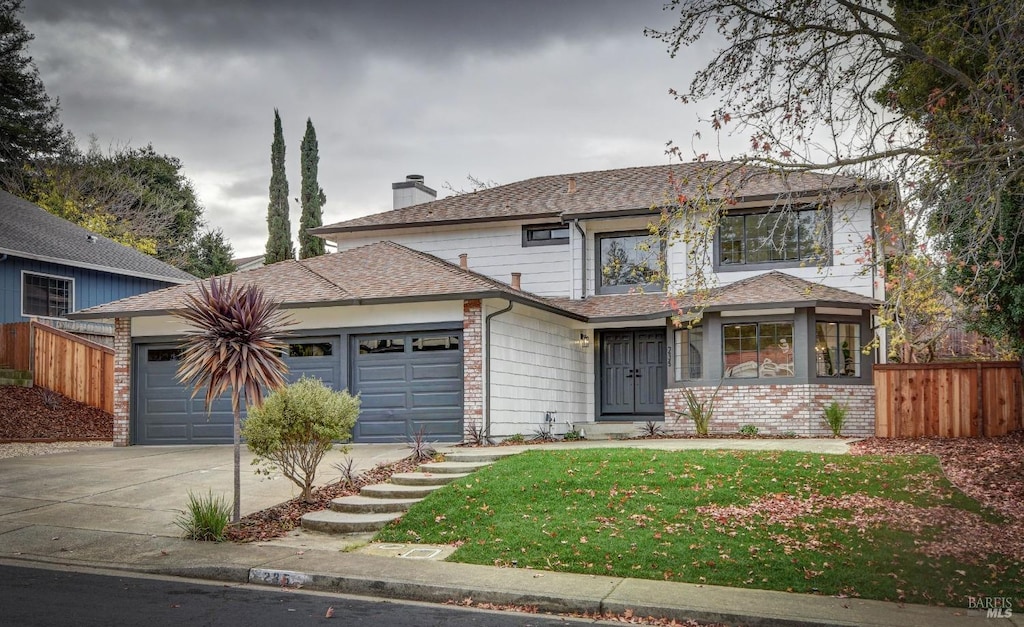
[376,449,1022,606]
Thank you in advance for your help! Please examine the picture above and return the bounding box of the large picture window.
[674,327,703,381]
[718,207,830,267]
[597,232,662,294]
[722,322,794,378]
[815,322,860,377]
[22,272,73,318]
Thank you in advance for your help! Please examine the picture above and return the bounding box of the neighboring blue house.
[0,190,195,324]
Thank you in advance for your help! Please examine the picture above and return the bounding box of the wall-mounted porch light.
[578,333,591,349]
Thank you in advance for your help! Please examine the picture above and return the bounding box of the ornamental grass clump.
[823,401,849,437]
[243,376,359,502]
[174,490,232,542]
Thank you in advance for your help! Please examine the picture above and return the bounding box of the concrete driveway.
[0,444,409,538]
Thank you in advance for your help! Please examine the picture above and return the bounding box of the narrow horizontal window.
[523,224,570,247]
[412,336,460,351]
[288,342,333,357]
[147,349,182,362]
[717,206,831,267]
[359,337,405,354]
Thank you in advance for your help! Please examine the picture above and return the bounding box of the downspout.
[573,219,587,298]
[484,300,514,440]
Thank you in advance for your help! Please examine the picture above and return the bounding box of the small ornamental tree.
[243,376,360,502]
[175,277,291,522]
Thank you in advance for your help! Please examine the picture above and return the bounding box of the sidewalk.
[0,440,1015,626]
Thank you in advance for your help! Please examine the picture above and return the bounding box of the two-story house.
[71,163,885,446]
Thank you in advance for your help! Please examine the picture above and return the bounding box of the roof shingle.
[314,162,873,234]
[0,191,195,283]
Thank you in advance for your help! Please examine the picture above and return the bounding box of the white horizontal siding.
[485,300,592,437]
[330,222,573,297]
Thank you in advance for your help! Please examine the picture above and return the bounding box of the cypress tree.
[298,118,326,259]
[264,109,294,264]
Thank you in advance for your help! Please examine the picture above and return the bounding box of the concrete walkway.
[0,439,1011,626]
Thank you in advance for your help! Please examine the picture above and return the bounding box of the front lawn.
[376,448,1023,606]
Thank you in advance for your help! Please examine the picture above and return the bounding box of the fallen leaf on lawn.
[325,607,335,618]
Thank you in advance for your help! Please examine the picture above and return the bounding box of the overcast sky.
[22,1,738,258]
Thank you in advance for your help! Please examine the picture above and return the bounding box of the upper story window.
[523,224,570,247]
[22,272,73,318]
[597,231,663,294]
[718,206,831,268]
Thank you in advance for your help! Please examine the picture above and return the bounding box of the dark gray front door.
[351,331,463,443]
[599,329,666,418]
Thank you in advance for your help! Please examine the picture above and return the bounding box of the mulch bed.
[850,431,1024,521]
[0,385,113,441]
[226,455,421,543]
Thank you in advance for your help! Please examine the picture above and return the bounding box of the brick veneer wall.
[664,384,876,437]
[462,300,483,440]
[112,317,131,446]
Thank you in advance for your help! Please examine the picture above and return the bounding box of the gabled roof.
[313,162,873,234]
[70,241,584,320]
[703,271,878,311]
[0,190,195,283]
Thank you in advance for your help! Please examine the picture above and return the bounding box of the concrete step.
[330,495,421,514]
[390,472,467,487]
[360,483,445,499]
[583,422,638,440]
[419,461,492,474]
[300,510,402,534]
[442,450,519,464]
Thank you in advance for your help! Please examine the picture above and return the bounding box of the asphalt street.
[0,563,609,627]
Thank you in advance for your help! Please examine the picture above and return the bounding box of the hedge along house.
[71,163,886,446]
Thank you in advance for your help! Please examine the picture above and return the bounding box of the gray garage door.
[134,337,340,445]
[351,332,463,443]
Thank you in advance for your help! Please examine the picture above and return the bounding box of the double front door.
[599,329,666,418]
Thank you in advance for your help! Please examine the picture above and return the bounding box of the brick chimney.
[392,174,437,210]
[459,253,468,269]
[511,272,521,290]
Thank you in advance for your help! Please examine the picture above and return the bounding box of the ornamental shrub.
[243,376,359,501]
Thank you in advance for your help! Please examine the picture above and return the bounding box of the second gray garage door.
[351,332,463,443]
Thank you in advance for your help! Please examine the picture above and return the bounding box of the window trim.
[21,270,75,319]
[522,223,571,247]
[721,320,796,380]
[713,205,833,272]
[594,230,665,295]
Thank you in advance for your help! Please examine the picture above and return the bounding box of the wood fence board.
[875,362,1022,438]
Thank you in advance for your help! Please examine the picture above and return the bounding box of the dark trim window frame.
[522,223,570,247]
[814,320,861,378]
[674,327,703,382]
[21,271,74,319]
[722,320,795,379]
[715,205,832,271]
[595,230,665,295]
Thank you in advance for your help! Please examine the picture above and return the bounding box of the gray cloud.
[21,1,739,258]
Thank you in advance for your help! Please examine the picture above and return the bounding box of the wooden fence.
[874,361,1023,438]
[0,321,114,414]
[0,322,31,371]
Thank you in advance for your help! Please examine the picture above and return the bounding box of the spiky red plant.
[175,277,292,522]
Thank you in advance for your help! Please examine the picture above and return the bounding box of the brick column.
[112,317,131,446]
[462,300,483,440]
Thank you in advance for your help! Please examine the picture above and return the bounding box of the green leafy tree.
[6,141,205,269]
[175,278,291,522]
[265,109,294,264]
[0,0,72,179]
[298,118,326,259]
[243,376,359,502]
[184,228,237,278]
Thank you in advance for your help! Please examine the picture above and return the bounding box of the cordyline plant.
[175,277,292,522]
